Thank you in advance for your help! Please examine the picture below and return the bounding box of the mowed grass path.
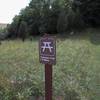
[0,35,100,99]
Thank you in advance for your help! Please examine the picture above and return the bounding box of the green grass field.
[0,30,100,100]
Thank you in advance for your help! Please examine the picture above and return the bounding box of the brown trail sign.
[39,36,56,65]
[39,35,56,100]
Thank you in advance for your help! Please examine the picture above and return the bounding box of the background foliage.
[72,0,100,26]
[5,0,100,39]
[6,0,97,39]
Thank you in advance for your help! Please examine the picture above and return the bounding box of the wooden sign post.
[39,35,56,100]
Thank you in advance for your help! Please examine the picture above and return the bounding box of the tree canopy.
[72,0,100,26]
[7,0,100,39]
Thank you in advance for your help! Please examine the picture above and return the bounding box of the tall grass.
[0,34,100,100]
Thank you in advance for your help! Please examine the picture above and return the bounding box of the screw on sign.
[39,35,56,100]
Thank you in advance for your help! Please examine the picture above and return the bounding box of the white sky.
[0,0,30,24]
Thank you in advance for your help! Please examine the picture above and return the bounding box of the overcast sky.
[0,0,30,23]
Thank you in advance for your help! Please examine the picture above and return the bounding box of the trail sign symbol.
[39,36,56,65]
[41,42,53,53]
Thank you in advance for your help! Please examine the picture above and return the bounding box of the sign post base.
[45,64,52,100]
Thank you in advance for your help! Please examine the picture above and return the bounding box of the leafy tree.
[8,0,61,37]
[57,0,85,33]
[72,0,100,26]
[39,0,60,34]
[7,15,21,38]
[18,21,28,41]
[8,0,83,37]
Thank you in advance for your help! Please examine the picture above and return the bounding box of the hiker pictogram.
[41,42,53,53]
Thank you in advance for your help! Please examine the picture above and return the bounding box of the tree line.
[6,0,100,40]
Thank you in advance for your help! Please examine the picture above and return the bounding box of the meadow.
[0,30,100,100]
